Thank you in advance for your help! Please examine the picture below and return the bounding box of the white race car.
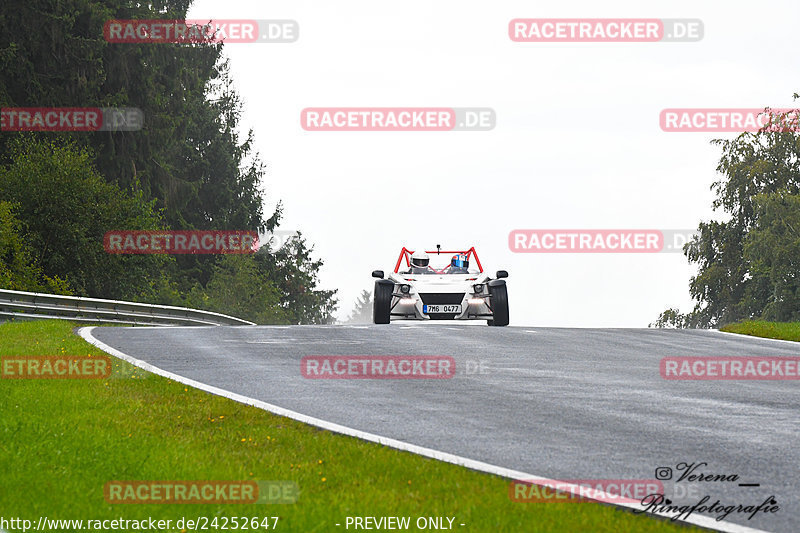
[371,246,509,326]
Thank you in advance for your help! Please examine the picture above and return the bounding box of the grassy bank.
[720,320,800,342]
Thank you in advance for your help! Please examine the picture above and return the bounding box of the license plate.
[423,304,462,314]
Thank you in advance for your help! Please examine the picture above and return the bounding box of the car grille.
[418,293,465,305]
[419,292,465,320]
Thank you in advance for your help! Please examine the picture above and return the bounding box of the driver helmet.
[451,254,469,269]
[410,251,430,268]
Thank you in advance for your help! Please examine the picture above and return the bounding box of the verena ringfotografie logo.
[1,107,143,132]
[1,356,111,379]
[509,19,703,43]
[660,108,800,132]
[301,356,455,379]
[104,19,298,43]
[509,230,698,253]
[104,481,298,504]
[641,461,780,522]
[104,230,259,254]
[509,479,664,504]
[300,108,495,131]
[661,357,800,380]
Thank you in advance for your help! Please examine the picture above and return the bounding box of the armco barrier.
[0,289,254,326]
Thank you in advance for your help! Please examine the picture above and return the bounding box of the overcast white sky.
[187,0,800,327]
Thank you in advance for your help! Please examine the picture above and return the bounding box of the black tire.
[488,280,509,326]
[373,280,393,324]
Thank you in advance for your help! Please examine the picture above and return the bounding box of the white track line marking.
[78,326,771,533]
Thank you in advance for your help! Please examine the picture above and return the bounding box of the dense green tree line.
[653,103,800,328]
[0,0,336,323]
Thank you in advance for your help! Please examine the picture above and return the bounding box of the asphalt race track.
[89,325,800,533]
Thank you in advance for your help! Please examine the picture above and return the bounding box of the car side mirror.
[496,270,508,279]
[372,270,384,279]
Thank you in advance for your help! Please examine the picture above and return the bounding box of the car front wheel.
[373,280,393,324]
[488,280,509,326]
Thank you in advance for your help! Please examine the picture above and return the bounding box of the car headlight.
[400,284,411,294]
[473,284,483,294]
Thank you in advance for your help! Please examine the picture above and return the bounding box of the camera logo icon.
[655,467,673,480]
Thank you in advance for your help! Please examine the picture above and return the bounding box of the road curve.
[88,325,800,533]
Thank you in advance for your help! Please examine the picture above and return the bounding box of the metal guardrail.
[0,289,255,326]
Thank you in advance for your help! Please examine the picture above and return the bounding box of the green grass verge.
[0,320,701,533]
[720,320,800,342]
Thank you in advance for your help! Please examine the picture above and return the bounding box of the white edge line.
[77,326,771,533]
[711,329,800,348]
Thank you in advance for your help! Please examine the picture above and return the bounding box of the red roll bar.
[393,247,483,273]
